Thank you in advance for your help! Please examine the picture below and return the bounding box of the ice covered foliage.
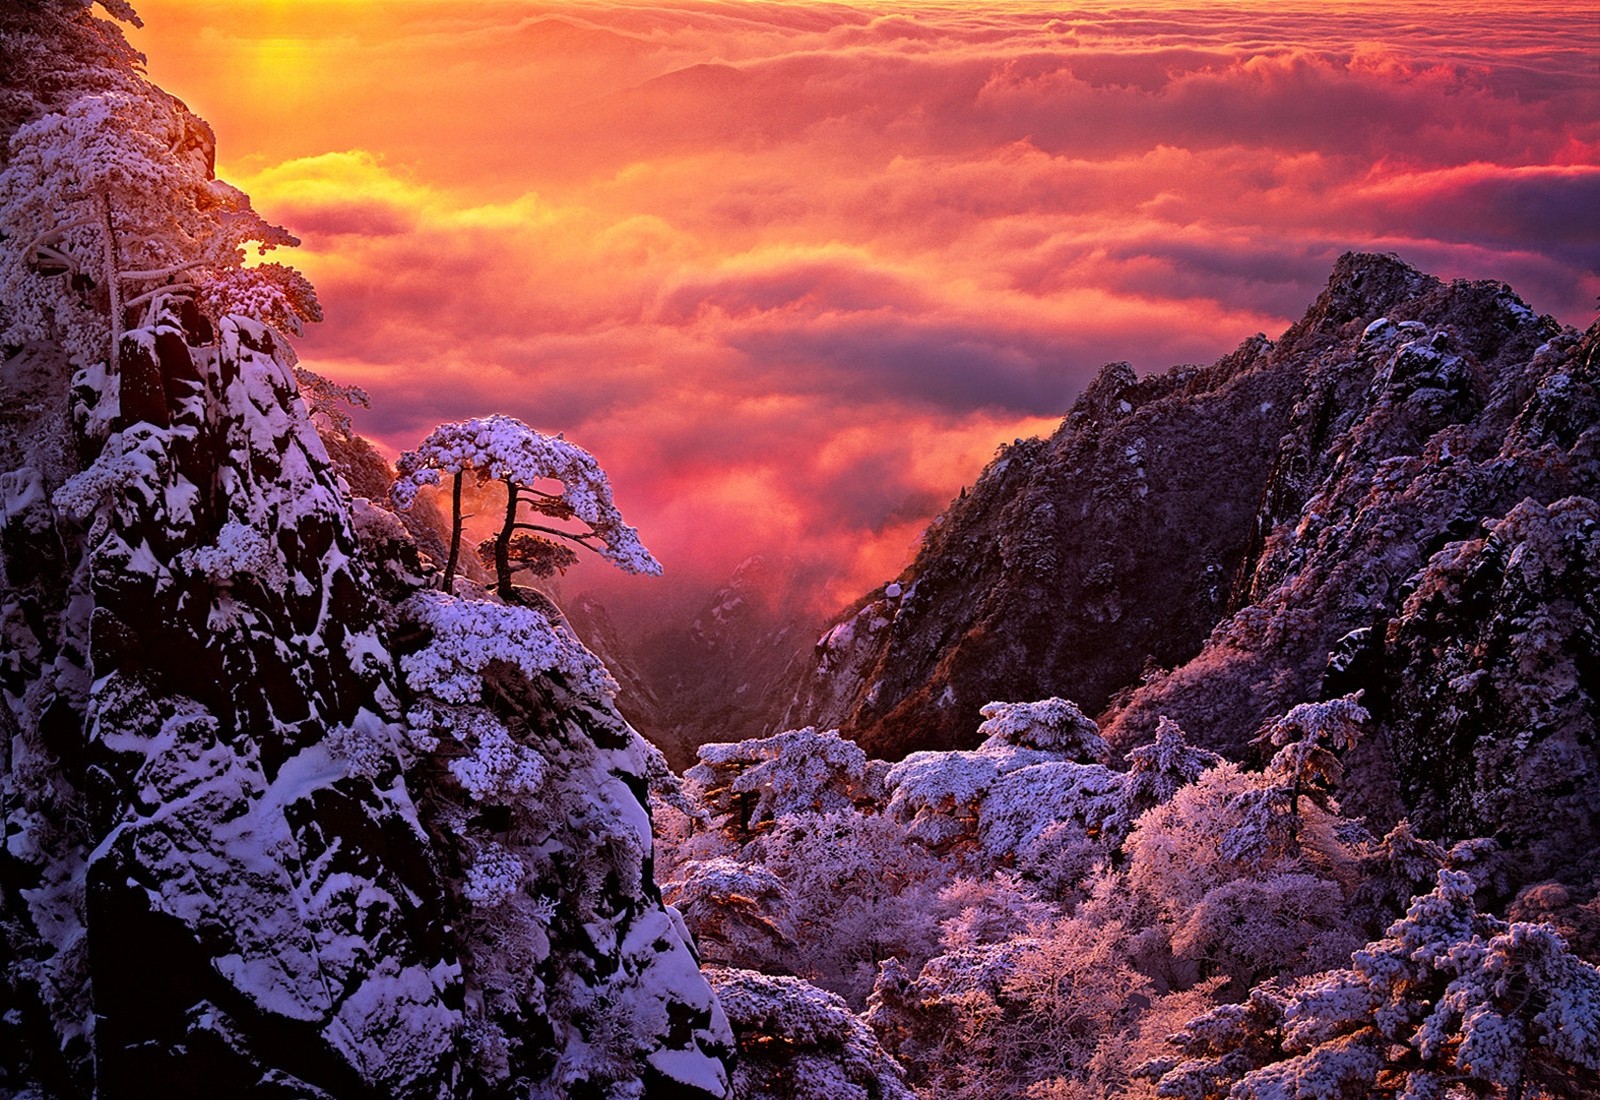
[869,917,1153,1099]
[883,750,1007,851]
[1259,695,1366,803]
[977,759,1125,865]
[882,697,1118,861]
[707,967,915,1100]
[1223,694,1368,860]
[977,697,1111,762]
[743,809,948,1007]
[664,857,792,969]
[395,587,732,1096]
[1352,819,1450,928]
[400,588,616,705]
[1106,715,1224,840]
[1150,871,1600,1098]
[1121,762,1363,992]
[390,414,660,596]
[0,85,316,373]
[687,726,872,841]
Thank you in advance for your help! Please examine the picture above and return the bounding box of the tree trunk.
[443,470,463,591]
[495,479,519,601]
[101,191,122,372]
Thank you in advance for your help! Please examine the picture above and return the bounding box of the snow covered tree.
[1352,819,1450,930]
[686,726,873,842]
[664,857,793,970]
[293,365,369,441]
[977,760,1124,869]
[977,697,1111,763]
[389,414,660,597]
[1148,870,1600,1099]
[881,697,1118,862]
[1105,715,1224,842]
[750,809,948,1006]
[1121,761,1362,992]
[883,749,1008,853]
[1225,694,1368,860]
[869,918,1153,1099]
[707,968,914,1100]
[0,87,317,385]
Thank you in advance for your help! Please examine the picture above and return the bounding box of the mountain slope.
[0,4,730,1095]
[783,252,1597,882]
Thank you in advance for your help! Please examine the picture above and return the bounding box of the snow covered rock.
[1,6,731,1094]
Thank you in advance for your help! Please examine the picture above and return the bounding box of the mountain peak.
[775,252,1591,889]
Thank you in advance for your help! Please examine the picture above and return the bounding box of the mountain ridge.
[779,251,1598,886]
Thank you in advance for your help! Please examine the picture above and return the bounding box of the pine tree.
[390,414,659,596]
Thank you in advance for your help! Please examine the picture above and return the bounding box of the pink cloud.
[128,0,1599,619]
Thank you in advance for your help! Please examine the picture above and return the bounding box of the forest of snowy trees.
[653,701,1600,1099]
[3,3,1600,1099]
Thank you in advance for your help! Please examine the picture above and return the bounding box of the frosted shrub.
[687,726,871,841]
[977,698,1111,762]
[883,750,1001,852]
[878,918,1152,1099]
[448,723,545,803]
[1104,715,1223,841]
[463,845,526,908]
[399,589,615,705]
[750,809,947,1006]
[1148,870,1600,1098]
[665,857,792,970]
[707,967,914,1100]
[978,760,1124,863]
[1170,872,1355,992]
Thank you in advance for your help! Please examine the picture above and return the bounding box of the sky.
[124,0,1600,627]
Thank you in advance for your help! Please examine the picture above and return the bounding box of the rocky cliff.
[785,252,1599,885]
[0,4,729,1095]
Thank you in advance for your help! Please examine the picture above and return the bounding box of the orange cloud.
[124,0,1600,622]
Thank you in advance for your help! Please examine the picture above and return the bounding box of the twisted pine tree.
[389,414,661,598]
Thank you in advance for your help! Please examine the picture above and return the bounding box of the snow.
[462,845,526,907]
[448,723,545,801]
[977,697,1109,762]
[399,589,616,705]
[390,414,661,577]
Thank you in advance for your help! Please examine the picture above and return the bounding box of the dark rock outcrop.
[785,253,1598,886]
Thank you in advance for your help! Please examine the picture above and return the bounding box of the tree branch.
[510,522,599,544]
[119,258,204,282]
[123,282,198,311]
[23,216,97,259]
[32,244,78,273]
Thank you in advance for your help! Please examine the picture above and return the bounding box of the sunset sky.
[124,0,1599,626]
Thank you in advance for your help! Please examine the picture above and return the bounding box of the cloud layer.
[130,0,1599,621]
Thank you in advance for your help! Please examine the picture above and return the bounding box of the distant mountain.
[570,555,821,770]
[783,252,1599,885]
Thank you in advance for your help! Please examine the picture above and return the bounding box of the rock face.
[1,5,730,1096]
[780,320,1290,758]
[785,252,1599,884]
